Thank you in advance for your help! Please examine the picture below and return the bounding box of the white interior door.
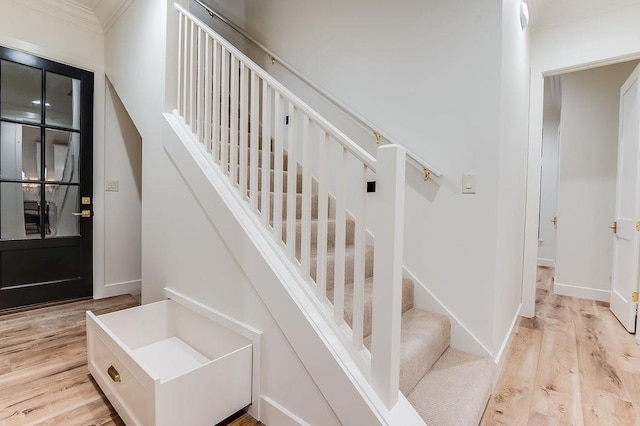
[538,121,561,266]
[610,63,640,333]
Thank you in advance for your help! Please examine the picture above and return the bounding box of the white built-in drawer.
[86,299,253,426]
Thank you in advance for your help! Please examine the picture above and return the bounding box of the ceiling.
[31,0,132,33]
[66,0,101,9]
[527,0,640,31]
[48,0,640,34]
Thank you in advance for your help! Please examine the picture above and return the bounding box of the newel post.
[371,144,406,408]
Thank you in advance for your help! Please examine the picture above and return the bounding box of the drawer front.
[87,317,152,425]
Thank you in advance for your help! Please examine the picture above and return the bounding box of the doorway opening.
[533,59,640,330]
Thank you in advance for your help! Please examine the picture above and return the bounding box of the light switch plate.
[462,173,476,194]
[106,180,119,192]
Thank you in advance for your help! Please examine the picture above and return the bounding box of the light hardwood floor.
[481,267,640,425]
[6,273,637,425]
[0,295,261,426]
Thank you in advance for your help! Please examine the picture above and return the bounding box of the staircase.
[173,4,495,425]
[259,147,494,425]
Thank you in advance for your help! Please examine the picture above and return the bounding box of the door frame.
[523,53,640,337]
[0,45,95,309]
[0,34,110,300]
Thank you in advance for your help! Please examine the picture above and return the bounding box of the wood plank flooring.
[0,296,261,426]
[9,270,636,425]
[482,267,640,425]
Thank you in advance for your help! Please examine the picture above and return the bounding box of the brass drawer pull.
[108,365,121,382]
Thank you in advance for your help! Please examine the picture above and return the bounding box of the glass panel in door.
[0,60,42,124]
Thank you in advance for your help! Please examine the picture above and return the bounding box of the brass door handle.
[72,210,92,218]
[108,365,121,382]
[609,221,618,234]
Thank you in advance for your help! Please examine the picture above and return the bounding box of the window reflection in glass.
[1,60,43,124]
[45,72,80,130]
[44,184,79,238]
[45,129,79,183]
[0,182,42,240]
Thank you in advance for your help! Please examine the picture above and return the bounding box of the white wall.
[524,4,640,316]
[493,0,530,359]
[103,80,142,295]
[199,0,532,356]
[537,112,560,266]
[554,61,638,301]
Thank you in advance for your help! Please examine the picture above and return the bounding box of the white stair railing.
[175,3,405,408]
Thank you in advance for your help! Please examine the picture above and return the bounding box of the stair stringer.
[163,112,425,426]
[406,267,494,358]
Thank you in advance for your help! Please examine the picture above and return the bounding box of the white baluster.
[371,144,406,409]
[204,35,212,152]
[352,163,367,351]
[229,56,239,186]
[196,27,204,143]
[316,132,329,300]
[220,48,229,175]
[212,40,221,162]
[239,62,249,198]
[177,12,184,116]
[189,21,197,129]
[181,14,189,121]
[260,84,272,226]
[300,116,312,280]
[333,146,347,325]
[272,93,284,242]
[249,71,260,211]
[286,104,297,260]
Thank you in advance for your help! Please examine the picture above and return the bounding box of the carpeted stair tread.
[334,277,414,338]
[309,244,375,287]
[257,192,319,219]
[363,307,451,396]
[243,167,302,192]
[283,218,356,254]
[226,147,288,170]
[407,347,495,426]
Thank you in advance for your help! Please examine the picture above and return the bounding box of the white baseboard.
[406,267,492,358]
[537,258,555,268]
[94,279,141,299]
[493,303,522,383]
[260,396,311,426]
[554,282,610,302]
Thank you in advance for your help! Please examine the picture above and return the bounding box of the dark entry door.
[0,46,93,310]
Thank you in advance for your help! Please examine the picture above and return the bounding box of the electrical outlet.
[106,180,119,192]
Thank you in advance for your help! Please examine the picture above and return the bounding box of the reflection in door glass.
[1,122,38,180]
[1,60,42,124]
[44,184,79,238]
[45,72,80,130]
[0,182,42,240]
[45,129,79,183]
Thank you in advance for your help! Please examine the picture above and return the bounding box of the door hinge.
[633,292,639,303]
[636,221,640,232]
[609,221,618,234]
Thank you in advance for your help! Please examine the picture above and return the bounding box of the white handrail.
[175,3,376,171]
[190,0,442,179]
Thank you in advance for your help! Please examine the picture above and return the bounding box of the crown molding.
[93,0,135,33]
[9,0,103,34]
